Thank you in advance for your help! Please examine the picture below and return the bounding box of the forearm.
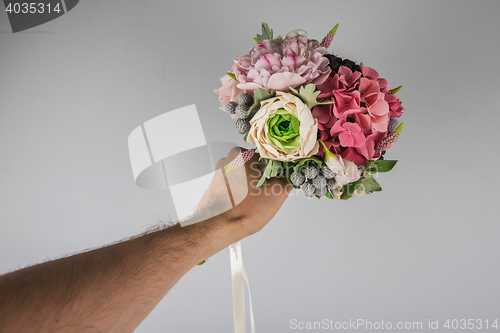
[0,148,290,333]
[0,213,247,333]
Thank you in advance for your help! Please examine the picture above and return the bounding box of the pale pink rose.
[213,74,243,112]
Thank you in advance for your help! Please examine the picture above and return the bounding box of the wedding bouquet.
[214,23,405,200]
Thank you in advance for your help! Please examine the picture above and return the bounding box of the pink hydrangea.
[330,120,366,148]
[313,65,405,166]
[214,36,331,110]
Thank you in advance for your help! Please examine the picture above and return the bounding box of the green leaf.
[364,160,376,174]
[256,22,273,42]
[254,87,276,102]
[360,175,382,193]
[325,189,334,200]
[270,160,283,177]
[197,260,207,266]
[389,85,402,95]
[247,88,276,120]
[256,159,283,187]
[257,170,268,187]
[366,160,398,174]
[289,84,334,109]
[293,156,323,174]
[226,72,238,82]
[340,178,364,200]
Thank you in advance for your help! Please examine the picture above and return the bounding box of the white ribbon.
[230,241,255,333]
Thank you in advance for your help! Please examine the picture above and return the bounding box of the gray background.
[1,1,499,332]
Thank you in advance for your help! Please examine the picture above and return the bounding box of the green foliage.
[256,22,273,42]
[340,178,363,200]
[341,160,390,200]
[340,175,382,200]
[289,84,334,109]
[257,158,283,187]
[197,260,207,266]
[247,88,276,120]
[293,156,323,174]
[366,160,398,174]
[361,174,382,192]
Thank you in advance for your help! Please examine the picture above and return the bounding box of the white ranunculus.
[246,92,319,162]
[285,29,308,38]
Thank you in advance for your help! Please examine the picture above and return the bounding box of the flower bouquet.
[215,23,405,200]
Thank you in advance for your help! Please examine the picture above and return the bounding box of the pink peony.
[215,36,331,109]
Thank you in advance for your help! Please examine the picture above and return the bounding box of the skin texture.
[0,148,292,333]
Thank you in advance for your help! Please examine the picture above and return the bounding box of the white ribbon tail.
[230,241,255,333]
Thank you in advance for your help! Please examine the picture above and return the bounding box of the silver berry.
[303,166,318,179]
[312,175,326,189]
[388,116,399,133]
[326,178,338,190]
[235,118,251,134]
[235,104,249,119]
[320,165,336,179]
[290,172,305,187]
[225,101,237,114]
[314,186,327,197]
[238,93,254,107]
[301,182,315,197]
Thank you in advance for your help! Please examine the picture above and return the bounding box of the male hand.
[192,147,292,243]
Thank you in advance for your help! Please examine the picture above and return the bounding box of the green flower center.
[265,108,301,154]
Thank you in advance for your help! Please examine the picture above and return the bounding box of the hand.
[192,147,292,244]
